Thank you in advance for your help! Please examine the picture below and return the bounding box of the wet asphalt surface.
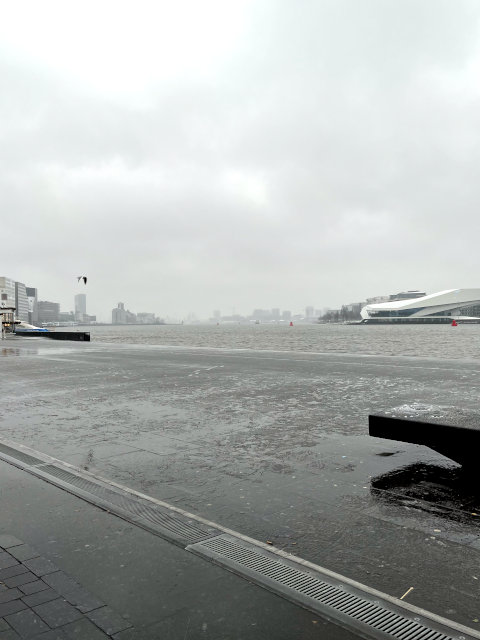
[1,337,480,629]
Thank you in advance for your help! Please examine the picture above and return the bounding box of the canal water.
[88,322,480,359]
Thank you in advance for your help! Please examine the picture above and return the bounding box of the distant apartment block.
[26,287,38,324]
[0,277,16,308]
[75,294,87,321]
[15,282,29,322]
[37,301,60,324]
[112,302,138,324]
[112,302,126,324]
[252,309,273,321]
[112,303,157,324]
[59,311,75,323]
[0,277,28,321]
[137,313,156,324]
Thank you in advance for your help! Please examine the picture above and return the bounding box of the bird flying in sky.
[77,276,87,285]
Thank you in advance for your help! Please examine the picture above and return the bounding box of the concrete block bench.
[369,404,480,469]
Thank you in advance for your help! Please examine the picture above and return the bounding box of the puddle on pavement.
[371,462,480,524]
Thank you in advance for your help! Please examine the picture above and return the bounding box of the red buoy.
[451,319,457,326]
[289,321,293,327]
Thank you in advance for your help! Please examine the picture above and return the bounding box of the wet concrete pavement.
[0,461,357,639]
[1,338,479,631]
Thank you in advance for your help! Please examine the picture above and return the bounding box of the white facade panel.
[361,289,480,321]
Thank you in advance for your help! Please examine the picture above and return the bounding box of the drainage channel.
[0,440,478,640]
[0,441,219,546]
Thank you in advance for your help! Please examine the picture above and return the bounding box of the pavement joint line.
[0,437,479,639]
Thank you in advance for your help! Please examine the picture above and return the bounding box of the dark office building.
[37,301,60,324]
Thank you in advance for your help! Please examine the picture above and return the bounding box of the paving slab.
[0,536,23,549]
[0,589,22,604]
[24,556,59,577]
[0,629,21,640]
[61,617,111,639]
[4,572,38,589]
[18,580,51,596]
[0,598,28,617]
[86,606,132,635]
[7,544,40,563]
[4,607,50,637]
[0,553,20,571]
[0,565,28,581]
[33,598,85,628]
[22,588,61,607]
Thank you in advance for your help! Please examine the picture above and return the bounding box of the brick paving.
[0,535,132,639]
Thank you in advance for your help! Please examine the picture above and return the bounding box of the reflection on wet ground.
[2,338,480,627]
[371,462,480,524]
[1,346,39,356]
[1,347,20,356]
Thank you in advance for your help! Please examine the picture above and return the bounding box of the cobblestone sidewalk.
[0,535,133,639]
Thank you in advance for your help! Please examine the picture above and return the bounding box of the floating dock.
[15,330,90,341]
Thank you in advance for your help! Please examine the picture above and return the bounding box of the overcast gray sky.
[2,0,480,321]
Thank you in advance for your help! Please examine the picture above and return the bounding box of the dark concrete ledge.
[15,331,90,341]
[369,405,480,468]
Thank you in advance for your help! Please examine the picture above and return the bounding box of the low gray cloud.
[2,0,480,320]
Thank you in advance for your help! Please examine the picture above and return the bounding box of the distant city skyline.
[1,274,443,324]
[3,2,480,326]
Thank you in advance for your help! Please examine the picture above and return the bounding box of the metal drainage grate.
[35,464,218,545]
[0,445,218,546]
[0,442,45,467]
[187,535,459,640]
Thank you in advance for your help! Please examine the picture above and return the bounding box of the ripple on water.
[86,323,480,360]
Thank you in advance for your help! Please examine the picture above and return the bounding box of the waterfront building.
[388,291,426,302]
[75,294,87,322]
[365,295,389,305]
[37,301,60,324]
[0,277,16,308]
[59,311,75,323]
[137,313,156,324]
[15,282,29,322]
[0,277,29,321]
[360,289,480,323]
[112,302,136,324]
[26,287,38,325]
[252,308,286,322]
[112,302,126,324]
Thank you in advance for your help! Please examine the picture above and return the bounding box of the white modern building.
[360,289,480,323]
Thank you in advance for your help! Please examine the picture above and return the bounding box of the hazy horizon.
[3,1,480,322]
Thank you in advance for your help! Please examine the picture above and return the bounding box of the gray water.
[87,323,480,359]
